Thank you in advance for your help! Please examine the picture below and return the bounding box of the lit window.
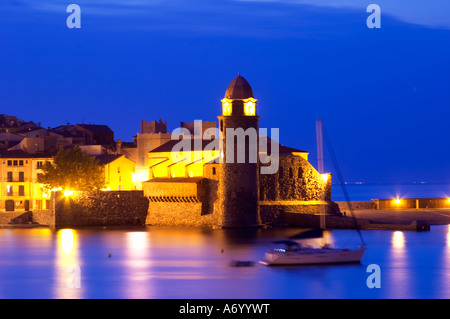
[6,185,13,196]
[222,99,232,116]
[244,101,255,116]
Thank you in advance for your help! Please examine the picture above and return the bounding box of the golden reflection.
[446,225,450,247]
[387,230,410,298]
[60,229,75,255]
[28,228,52,236]
[55,228,82,298]
[392,231,405,248]
[124,231,153,298]
[442,225,450,296]
[127,231,149,253]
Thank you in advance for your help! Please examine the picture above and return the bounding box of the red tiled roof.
[149,137,307,154]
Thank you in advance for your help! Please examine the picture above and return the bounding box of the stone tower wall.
[217,115,261,227]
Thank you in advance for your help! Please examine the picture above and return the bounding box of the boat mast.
[316,119,324,175]
[316,119,326,231]
[321,123,366,247]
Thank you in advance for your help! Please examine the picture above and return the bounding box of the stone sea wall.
[32,210,55,227]
[52,190,149,227]
[0,211,33,224]
[260,200,341,226]
[336,201,376,211]
[145,202,217,227]
[260,154,332,202]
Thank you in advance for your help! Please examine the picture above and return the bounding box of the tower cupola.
[222,74,257,117]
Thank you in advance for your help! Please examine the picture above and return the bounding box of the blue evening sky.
[0,0,449,184]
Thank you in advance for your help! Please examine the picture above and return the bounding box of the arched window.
[298,167,303,179]
[279,167,284,179]
[289,167,293,178]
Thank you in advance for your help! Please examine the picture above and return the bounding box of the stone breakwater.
[44,190,148,228]
[336,201,376,211]
[284,213,431,231]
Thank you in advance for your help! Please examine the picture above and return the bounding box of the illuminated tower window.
[244,99,256,116]
[222,99,232,116]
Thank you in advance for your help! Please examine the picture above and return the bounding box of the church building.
[142,75,338,228]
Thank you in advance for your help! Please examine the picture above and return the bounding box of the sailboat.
[260,120,367,266]
[259,229,366,266]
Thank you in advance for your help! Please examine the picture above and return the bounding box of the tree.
[39,146,105,191]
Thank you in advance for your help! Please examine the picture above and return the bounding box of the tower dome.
[224,74,254,99]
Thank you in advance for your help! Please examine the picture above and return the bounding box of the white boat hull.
[260,247,366,266]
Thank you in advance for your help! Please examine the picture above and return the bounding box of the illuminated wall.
[259,153,332,202]
[103,155,136,191]
[119,132,172,189]
[148,147,219,179]
[0,154,53,211]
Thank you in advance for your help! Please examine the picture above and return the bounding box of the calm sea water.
[1,225,450,299]
[332,183,450,202]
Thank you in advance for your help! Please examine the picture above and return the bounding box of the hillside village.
[0,114,173,212]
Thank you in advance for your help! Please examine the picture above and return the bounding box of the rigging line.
[322,124,366,247]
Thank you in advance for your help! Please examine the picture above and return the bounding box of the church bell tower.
[217,74,261,228]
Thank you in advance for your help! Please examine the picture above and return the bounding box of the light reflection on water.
[0,226,450,298]
[55,229,82,299]
[387,231,410,298]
